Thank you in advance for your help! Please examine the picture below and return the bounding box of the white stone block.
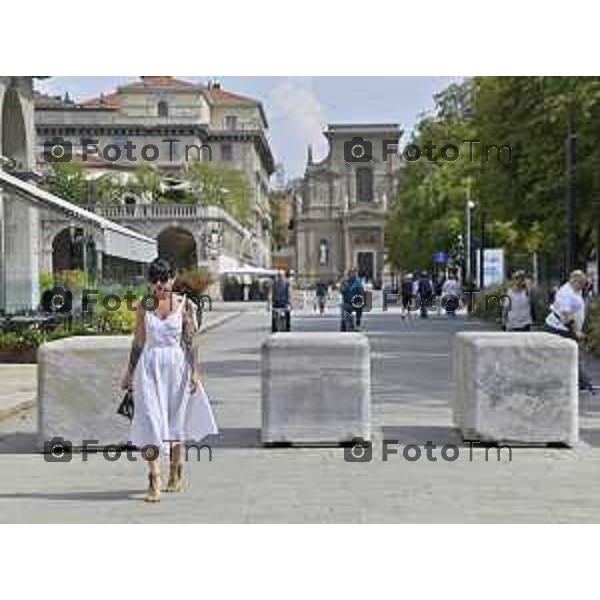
[38,336,133,450]
[261,332,370,444]
[453,332,578,445]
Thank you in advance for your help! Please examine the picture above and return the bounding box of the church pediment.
[346,204,385,219]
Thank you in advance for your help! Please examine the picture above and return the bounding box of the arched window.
[157,101,169,118]
[356,167,373,202]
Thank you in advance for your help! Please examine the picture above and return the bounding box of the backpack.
[401,278,413,296]
[418,278,432,297]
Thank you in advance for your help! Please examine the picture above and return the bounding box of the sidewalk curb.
[0,399,34,422]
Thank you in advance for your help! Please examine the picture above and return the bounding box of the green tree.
[185,162,252,224]
[125,163,162,202]
[386,76,600,281]
[44,162,88,205]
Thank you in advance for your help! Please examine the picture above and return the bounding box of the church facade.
[294,124,402,289]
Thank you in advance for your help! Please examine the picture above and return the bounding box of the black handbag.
[117,390,134,421]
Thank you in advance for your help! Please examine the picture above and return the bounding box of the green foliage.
[0,332,22,349]
[125,164,162,201]
[55,269,89,287]
[269,193,287,249]
[44,162,88,205]
[39,272,55,291]
[92,174,123,204]
[184,162,252,224]
[471,285,508,323]
[583,300,600,357]
[386,77,600,277]
[94,302,136,334]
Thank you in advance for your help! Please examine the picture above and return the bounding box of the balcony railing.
[81,203,256,239]
[84,203,226,221]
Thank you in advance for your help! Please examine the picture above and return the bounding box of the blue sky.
[36,76,461,178]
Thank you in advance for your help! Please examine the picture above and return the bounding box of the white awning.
[0,169,157,263]
[222,266,279,277]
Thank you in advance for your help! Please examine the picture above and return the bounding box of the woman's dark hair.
[147,258,175,284]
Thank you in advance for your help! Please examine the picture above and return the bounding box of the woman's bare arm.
[181,297,199,381]
[126,301,146,377]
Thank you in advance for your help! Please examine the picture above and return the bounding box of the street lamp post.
[465,182,475,284]
[565,106,577,275]
[479,209,486,290]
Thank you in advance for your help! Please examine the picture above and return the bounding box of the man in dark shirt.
[271,270,290,332]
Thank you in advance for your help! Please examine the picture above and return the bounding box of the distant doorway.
[356,251,374,282]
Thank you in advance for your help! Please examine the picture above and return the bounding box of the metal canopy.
[0,169,157,263]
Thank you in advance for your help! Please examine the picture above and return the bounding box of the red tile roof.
[34,91,72,108]
[118,76,198,91]
[37,77,266,125]
[203,86,258,106]
[80,92,120,108]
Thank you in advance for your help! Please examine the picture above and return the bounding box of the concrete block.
[453,332,578,445]
[38,335,133,450]
[261,332,370,444]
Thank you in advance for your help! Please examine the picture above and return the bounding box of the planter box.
[0,344,37,364]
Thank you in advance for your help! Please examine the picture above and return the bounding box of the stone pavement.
[3,308,600,522]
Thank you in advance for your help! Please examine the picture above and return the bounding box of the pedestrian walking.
[271,270,291,332]
[316,281,328,314]
[340,268,364,331]
[121,258,218,503]
[348,268,365,329]
[441,269,461,317]
[502,270,534,331]
[416,270,434,318]
[400,272,415,318]
[545,269,594,392]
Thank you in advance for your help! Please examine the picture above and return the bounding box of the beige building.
[34,77,275,275]
[294,124,403,288]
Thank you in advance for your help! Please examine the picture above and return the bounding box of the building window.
[221,144,233,161]
[356,167,373,202]
[225,115,238,130]
[158,101,169,117]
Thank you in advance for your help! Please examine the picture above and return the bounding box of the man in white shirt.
[442,270,461,317]
[545,270,593,391]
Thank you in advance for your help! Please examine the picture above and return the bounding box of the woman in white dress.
[121,258,218,503]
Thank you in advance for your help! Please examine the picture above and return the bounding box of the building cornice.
[207,130,275,176]
[36,123,210,139]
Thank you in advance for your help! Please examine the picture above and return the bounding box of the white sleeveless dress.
[129,297,218,454]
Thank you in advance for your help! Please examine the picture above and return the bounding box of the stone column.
[343,222,351,275]
[3,194,40,312]
[0,191,5,312]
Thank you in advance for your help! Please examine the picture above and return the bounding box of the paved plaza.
[2,307,600,523]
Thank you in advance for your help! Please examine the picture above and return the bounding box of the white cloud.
[267,78,329,177]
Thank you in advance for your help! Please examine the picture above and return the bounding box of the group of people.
[394,269,462,318]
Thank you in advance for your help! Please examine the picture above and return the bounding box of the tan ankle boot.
[166,462,183,492]
[144,472,161,502]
